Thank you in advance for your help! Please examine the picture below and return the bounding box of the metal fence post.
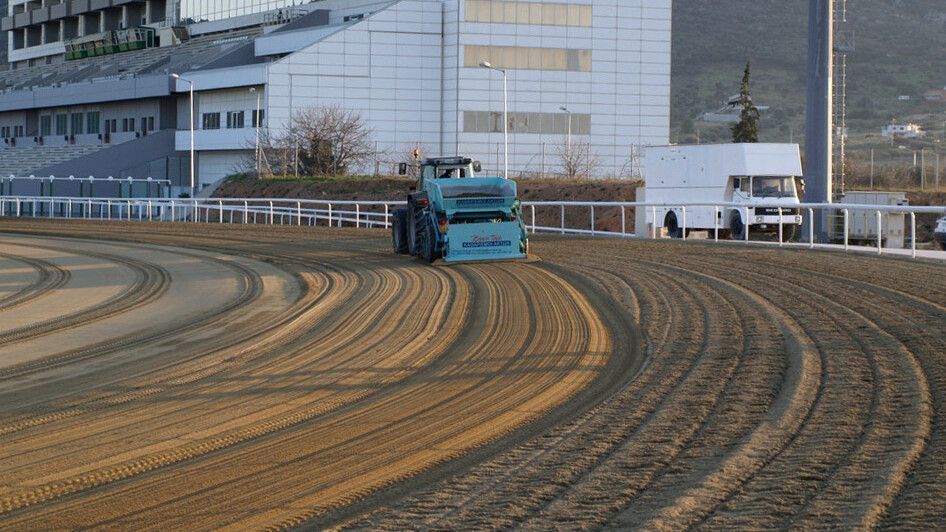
[876,210,883,255]
[911,212,917,259]
[193,200,198,223]
[356,203,361,228]
[127,200,132,221]
[621,206,626,237]
[682,206,687,241]
[244,201,249,224]
[107,200,112,220]
[148,200,153,221]
[560,205,565,235]
[744,206,750,244]
[590,205,595,236]
[651,206,657,239]
[171,201,175,221]
[531,204,536,234]
[218,200,223,223]
[269,201,274,225]
[67,199,72,219]
[843,209,849,251]
[297,201,302,226]
[808,208,815,248]
[778,206,784,247]
[385,204,390,228]
[328,203,332,227]
[714,206,719,242]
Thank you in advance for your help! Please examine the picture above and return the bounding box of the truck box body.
[642,143,803,236]
[833,191,909,248]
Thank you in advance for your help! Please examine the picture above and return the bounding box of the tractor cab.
[417,157,483,187]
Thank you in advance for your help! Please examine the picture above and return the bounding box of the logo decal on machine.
[462,234,512,248]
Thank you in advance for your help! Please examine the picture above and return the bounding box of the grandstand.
[0,144,105,177]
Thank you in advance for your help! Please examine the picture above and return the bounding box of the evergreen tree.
[731,62,760,143]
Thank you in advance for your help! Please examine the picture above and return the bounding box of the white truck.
[641,143,804,240]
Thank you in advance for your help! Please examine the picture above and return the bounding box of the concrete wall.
[455,0,671,177]
[266,0,444,176]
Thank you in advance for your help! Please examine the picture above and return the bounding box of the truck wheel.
[730,213,746,240]
[783,224,798,243]
[664,212,682,239]
[420,220,437,263]
[391,209,409,254]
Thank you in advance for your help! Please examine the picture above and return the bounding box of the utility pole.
[804,0,834,241]
[869,147,874,190]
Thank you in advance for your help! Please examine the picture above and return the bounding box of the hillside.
[672,0,946,143]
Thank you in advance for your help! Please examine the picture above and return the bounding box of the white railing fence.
[0,196,944,259]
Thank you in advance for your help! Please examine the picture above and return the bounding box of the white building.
[0,0,671,189]
[881,123,925,139]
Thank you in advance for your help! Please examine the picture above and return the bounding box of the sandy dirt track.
[0,220,943,530]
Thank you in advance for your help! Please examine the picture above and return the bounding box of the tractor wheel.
[391,208,409,254]
[664,212,682,239]
[420,220,437,263]
[729,212,746,240]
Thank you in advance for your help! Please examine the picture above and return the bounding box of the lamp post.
[171,73,195,197]
[480,60,508,179]
[249,87,261,176]
[560,105,572,157]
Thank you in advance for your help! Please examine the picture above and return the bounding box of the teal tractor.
[391,157,529,263]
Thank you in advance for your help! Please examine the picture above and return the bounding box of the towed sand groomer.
[391,157,529,263]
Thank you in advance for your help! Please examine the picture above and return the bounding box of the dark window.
[202,112,220,130]
[226,111,244,129]
[0,126,9,137]
[86,111,100,134]
[55,114,68,135]
[70,113,84,135]
[252,109,265,127]
[14,125,24,137]
[40,116,51,136]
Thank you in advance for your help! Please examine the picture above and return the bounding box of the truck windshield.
[752,176,797,198]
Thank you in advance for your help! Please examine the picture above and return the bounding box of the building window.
[0,126,9,137]
[465,1,592,27]
[202,112,221,130]
[14,125,23,137]
[142,116,155,132]
[86,111,100,134]
[343,13,364,22]
[55,114,68,136]
[105,119,117,133]
[226,111,244,129]
[252,109,265,127]
[464,45,591,72]
[40,116,51,136]
[122,118,138,132]
[463,110,591,135]
[70,113,84,135]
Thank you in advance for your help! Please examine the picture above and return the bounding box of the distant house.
[923,88,946,102]
[881,123,926,138]
[699,94,770,123]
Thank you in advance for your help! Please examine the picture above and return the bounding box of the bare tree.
[255,105,374,177]
[556,138,599,179]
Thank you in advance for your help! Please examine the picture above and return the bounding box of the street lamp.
[480,60,508,179]
[560,105,572,156]
[171,73,195,197]
[249,87,261,176]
